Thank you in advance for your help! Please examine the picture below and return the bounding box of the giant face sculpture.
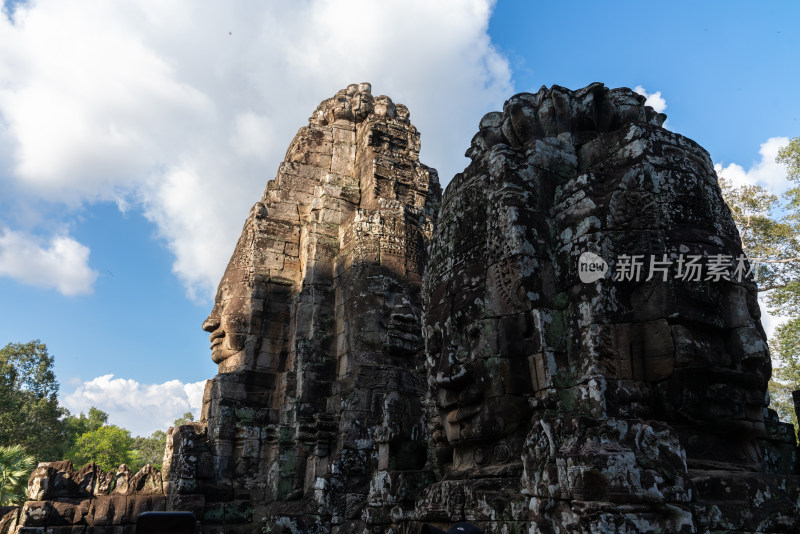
[430,312,533,446]
[424,145,540,467]
[201,202,292,373]
[202,263,253,365]
[426,85,772,475]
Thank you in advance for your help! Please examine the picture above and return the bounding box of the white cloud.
[634,85,667,113]
[714,137,791,192]
[0,227,98,295]
[62,374,206,437]
[0,0,512,301]
[759,303,785,339]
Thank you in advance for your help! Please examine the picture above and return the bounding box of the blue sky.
[0,0,798,436]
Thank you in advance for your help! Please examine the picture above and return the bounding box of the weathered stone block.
[19,502,52,527]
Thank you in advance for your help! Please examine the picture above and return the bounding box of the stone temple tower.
[162,83,441,532]
[13,83,799,534]
[418,83,800,533]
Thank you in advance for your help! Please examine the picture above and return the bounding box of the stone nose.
[202,313,220,333]
[435,362,473,389]
[434,346,472,390]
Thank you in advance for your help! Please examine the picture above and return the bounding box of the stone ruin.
[418,83,799,533]
[169,82,440,532]
[1,461,164,533]
[5,83,800,533]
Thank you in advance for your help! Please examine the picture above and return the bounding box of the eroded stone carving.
[0,461,166,533]
[15,83,800,534]
[166,83,441,533]
[418,83,799,533]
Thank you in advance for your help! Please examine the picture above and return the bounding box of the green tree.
[777,137,800,182]
[130,430,167,471]
[0,445,36,505]
[63,408,169,472]
[772,137,800,311]
[769,317,800,427]
[720,136,800,433]
[70,425,135,472]
[0,341,66,462]
[770,137,800,434]
[173,412,194,427]
[124,412,195,472]
[63,407,108,453]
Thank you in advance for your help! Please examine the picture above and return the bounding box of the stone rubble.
[1,461,165,533]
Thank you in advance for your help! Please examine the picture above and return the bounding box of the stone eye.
[427,328,443,354]
[468,324,481,342]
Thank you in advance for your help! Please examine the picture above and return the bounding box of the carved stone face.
[430,314,532,447]
[202,264,254,365]
[425,172,535,455]
[201,203,274,371]
[201,200,297,373]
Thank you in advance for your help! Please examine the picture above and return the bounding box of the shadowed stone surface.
[12,83,800,534]
[418,83,799,533]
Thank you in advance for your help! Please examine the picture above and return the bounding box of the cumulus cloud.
[0,227,98,295]
[634,85,667,113]
[714,137,791,192]
[62,374,206,437]
[0,0,512,300]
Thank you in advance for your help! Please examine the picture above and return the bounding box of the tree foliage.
[0,340,176,473]
[0,341,66,462]
[131,430,167,471]
[70,425,135,472]
[173,412,194,427]
[777,137,800,182]
[718,176,800,295]
[720,136,800,433]
[124,412,193,471]
[769,317,800,431]
[0,445,36,505]
[63,407,108,453]
[63,408,170,473]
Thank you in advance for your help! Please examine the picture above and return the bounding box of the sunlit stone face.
[202,263,254,365]
[201,205,276,372]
